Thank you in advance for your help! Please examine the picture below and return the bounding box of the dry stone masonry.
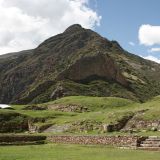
[47,135,146,148]
[139,136,160,151]
[0,135,46,145]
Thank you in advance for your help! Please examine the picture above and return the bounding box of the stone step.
[146,138,160,141]
[138,136,160,150]
[148,136,160,140]
[142,141,160,144]
[148,136,159,138]
[140,143,160,147]
[138,147,160,151]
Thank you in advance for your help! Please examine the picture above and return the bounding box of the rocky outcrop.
[48,104,88,112]
[50,85,66,100]
[57,54,128,86]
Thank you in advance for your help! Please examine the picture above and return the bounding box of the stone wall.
[47,135,147,148]
[129,120,160,131]
[122,110,160,132]
[123,119,160,132]
[0,135,46,143]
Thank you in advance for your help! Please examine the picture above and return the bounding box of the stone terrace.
[47,135,147,148]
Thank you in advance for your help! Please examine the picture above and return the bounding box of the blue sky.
[89,0,160,62]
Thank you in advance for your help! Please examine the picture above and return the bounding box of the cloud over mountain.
[143,55,160,64]
[0,0,101,55]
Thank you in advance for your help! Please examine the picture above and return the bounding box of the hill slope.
[0,24,160,104]
[1,95,160,134]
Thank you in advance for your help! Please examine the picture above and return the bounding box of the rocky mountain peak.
[64,24,84,33]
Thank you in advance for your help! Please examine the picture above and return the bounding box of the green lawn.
[0,144,160,160]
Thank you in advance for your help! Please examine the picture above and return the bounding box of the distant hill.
[0,24,160,104]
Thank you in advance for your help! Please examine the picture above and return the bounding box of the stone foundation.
[47,135,147,148]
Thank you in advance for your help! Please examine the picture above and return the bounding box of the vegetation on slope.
[0,110,28,133]
[1,95,160,134]
[1,24,160,104]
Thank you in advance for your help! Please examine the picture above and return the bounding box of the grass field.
[0,144,160,160]
[0,96,160,160]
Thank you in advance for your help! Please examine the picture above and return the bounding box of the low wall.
[47,135,147,147]
[0,135,46,143]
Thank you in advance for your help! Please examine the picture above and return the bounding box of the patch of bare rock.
[47,104,88,112]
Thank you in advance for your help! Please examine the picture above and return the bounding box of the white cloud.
[0,0,101,55]
[143,55,160,64]
[129,41,135,46]
[148,48,160,53]
[139,24,160,46]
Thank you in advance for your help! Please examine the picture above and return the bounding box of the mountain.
[0,24,160,104]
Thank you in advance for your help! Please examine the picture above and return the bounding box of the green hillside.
[1,95,160,135]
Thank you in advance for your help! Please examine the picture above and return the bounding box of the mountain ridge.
[0,24,160,104]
